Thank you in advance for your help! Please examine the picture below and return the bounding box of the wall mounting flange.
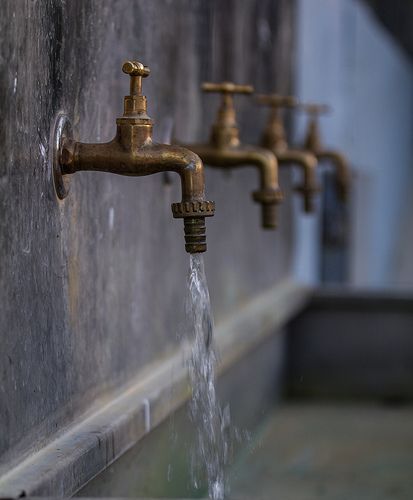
[51,113,73,199]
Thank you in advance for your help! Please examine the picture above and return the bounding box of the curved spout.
[63,140,206,199]
[60,138,214,253]
[316,150,350,203]
[277,149,319,213]
[304,118,350,202]
[183,144,283,229]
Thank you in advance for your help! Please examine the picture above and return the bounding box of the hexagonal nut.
[171,200,215,219]
[252,188,283,205]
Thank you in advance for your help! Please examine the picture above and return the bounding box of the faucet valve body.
[56,60,215,254]
[180,82,282,230]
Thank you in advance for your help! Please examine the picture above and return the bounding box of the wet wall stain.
[0,0,295,470]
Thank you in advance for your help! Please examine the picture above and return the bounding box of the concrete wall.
[293,0,413,288]
[0,0,295,475]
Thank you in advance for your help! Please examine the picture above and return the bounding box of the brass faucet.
[180,82,283,229]
[54,61,214,254]
[256,94,319,213]
[301,103,351,202]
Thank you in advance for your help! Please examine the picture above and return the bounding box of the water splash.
[185,254,229,499]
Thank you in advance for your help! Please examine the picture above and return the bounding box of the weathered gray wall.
[0,0,295,473]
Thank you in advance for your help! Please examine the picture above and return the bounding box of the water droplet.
[39,142,46,159]
[108,206,115,230]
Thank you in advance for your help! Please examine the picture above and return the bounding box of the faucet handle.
[202,82,252,147]
[255,94,298,109]
[202,82,253,95]
[121,61,151,119]
[299,102,331,116]
[122,60,150,96]
[122,61,150,78]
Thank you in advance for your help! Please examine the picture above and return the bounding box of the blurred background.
[293,0,413,287]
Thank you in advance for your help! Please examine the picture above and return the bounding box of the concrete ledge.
[0,280,310,497]
[286,287,413,400]
[309,286,413,311]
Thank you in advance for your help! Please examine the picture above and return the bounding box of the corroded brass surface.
[58,61,214,254]
[256,94,319,213]
[181,82,282,229]
[300,102,350,202]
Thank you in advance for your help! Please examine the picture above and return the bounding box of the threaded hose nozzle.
[261,204,278,229]
[304,194,314,213]
[184,217,207,253]
[252,188,282,230]
[171,200,215,254]
[294,184,320,213]
[337,180,349,203]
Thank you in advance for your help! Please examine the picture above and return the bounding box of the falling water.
[185,254,229,499]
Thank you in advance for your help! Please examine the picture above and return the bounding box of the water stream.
[185,254,230,499]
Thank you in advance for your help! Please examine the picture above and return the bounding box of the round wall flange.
[51,113,73,199]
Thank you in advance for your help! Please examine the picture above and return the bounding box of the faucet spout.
[256,94,320,213]
[183,144,282,229]
[244,148,283,229]
[277,150,319,212]
[303,106,351,203]
[57,60,215,254]
[315,150,350,203]
[62,140,207,200]
[61,138,214,254]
